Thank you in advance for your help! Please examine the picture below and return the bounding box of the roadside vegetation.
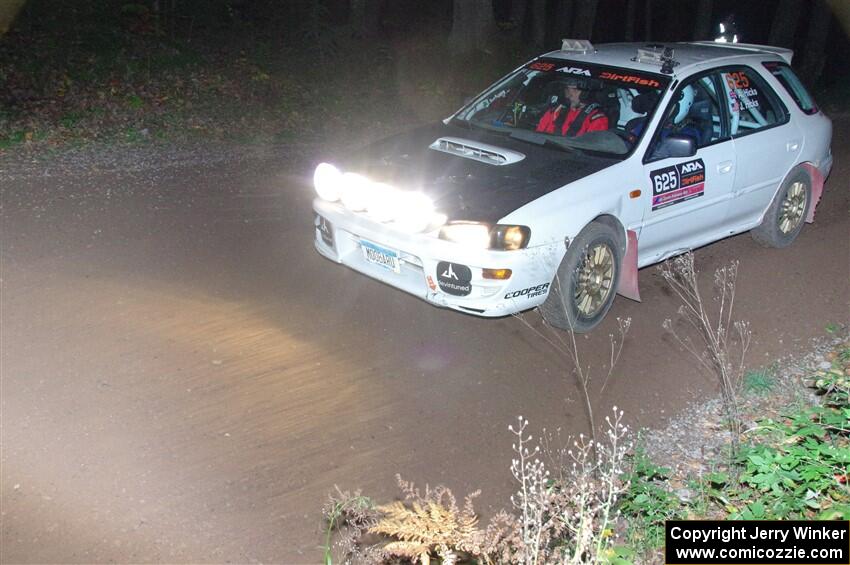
[322,257,849,564]
[0,1,532,155]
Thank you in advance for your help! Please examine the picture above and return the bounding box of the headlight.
[492,224,531,250]
[339,172,372,211]
[314,164,445,233]
[314,163,343,201]
[439,222,530,250]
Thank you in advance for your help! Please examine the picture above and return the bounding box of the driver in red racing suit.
[536,78,609,137]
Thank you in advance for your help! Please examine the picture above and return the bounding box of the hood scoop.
[428,136,525,166]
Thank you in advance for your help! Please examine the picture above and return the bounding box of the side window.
[719,67,788,137]
[648,74,726,160]
[763,61,818,114]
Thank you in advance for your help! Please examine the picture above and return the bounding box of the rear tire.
[751,169,811,248]
[539,222,622,333]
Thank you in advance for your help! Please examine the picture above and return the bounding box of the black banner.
[665,520,849,564]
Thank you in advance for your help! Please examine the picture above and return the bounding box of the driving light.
[439,222,492,248]
[365,183,399,222]
[393,191,435,233]
[314,163,343,201]
[340,172,372,211]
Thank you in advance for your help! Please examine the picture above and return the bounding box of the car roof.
[541,41,794,78]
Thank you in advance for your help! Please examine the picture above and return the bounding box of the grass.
[743,367,776,395]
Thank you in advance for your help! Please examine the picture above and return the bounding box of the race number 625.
[653,171,678,194]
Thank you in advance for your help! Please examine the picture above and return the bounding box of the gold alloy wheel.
[778,181,807,234]
[574,242,615,317]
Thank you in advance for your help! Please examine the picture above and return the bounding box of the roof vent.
[561,39,594,53]
[428,137,525,166]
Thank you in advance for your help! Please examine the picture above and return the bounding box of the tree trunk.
[800,0,832,84]
[571,0,597,39]
[624,0,637,40]
[0,0,26,35]
[693,0,713,40]
[448,0,497,54]
[768,0,802,47]
[530,0,546,48]
[350,0,381,38]
[510,0,527,38]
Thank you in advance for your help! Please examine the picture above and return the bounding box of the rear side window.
[719,67,788,137]
[763,61,818,114]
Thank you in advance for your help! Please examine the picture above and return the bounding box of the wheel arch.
[762,162,823,225]
[588,213,627,255]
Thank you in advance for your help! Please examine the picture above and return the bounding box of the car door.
[638,72,735,264]
[717,66,797,229]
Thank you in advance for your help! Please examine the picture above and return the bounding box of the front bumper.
[313,198,561,317]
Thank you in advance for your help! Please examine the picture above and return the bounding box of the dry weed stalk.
[658,252,752,457]
[324,410,632,564]
[513,310,631,452]
[322,486,381,564]
[509,409,632,564]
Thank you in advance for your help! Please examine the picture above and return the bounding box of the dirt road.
[2,121,847,563]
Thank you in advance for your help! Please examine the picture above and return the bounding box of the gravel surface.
[643,332,849,482]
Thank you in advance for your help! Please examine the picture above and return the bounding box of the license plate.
[361,239,400,273]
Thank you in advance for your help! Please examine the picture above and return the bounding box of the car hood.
[340,122,620,223]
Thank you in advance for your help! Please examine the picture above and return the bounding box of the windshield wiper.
[507,129,585,155]
[542,138,585,156]
[452,119,512,136]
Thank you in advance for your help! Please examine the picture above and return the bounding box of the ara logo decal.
[436,261,471,296]
[680,160,704,173]
[558,67,591,76]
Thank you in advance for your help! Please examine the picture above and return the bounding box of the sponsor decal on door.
[650,158,705,211]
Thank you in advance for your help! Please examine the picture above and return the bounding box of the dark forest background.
[1,0,847,151]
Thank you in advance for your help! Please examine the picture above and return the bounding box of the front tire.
[750,169,811,248]
[539,222,622,333]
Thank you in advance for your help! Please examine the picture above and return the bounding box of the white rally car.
[312,41,833,332]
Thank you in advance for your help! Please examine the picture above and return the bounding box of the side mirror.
[654,134,697,159]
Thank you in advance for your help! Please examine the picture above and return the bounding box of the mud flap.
[802,163,824,224]
[616,229,640,302]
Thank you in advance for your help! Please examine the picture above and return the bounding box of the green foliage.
[619,449,685,552]
[729,405,849,519]
[125,94,144,109]
[0,129,27,148]
[60,111,83,129]
[601,545,636,565]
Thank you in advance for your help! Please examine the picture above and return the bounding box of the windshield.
[454,58,670,156]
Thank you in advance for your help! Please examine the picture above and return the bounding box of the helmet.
[562,76,590,89]
[673,85,695,124]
